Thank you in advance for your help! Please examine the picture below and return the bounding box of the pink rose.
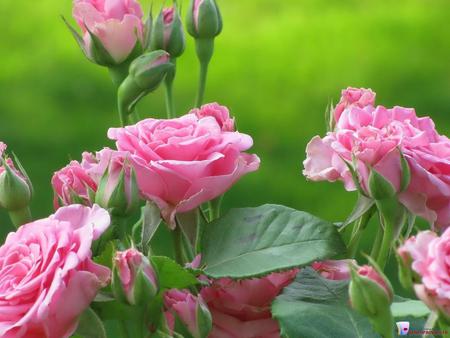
[200,270,298,338]
[107,110,260,226]
[398,229,450,316]
[190,103,235,132]
[312,259,355,280]
[73,0,144,63]
[303,87,450,228]
[114,248,158,305]
[0,205,111,338]
[164,289,212,338]
[52,160,97,208]
[0,142,6,156]
[333,87,376,122]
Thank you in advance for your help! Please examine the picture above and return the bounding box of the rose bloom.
[52,160,97,208]
[108,107,260,226]
[190,103,235,132]
[0,205,111,338]
[357,265,393,300]
[73,0,144,63]
[303,87,450,228]
[200,270,298,338]
[399,229,450,317]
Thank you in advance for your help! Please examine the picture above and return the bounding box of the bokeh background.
[0,0,449,284]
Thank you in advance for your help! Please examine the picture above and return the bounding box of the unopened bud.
[186,0,222,39]
[113,248,159,305]
[151,4,186,58]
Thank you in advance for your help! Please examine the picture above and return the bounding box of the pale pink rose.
[108,110,260,226]
[398,230,450,316]
[52,161,97,208]
[357,265,393,300]
[82,148,138,214]
[312,259,355,280]
[164,289,212,338]
[200,270,298,338]
[303,88,450,228]
[114,248,158,305]
[0,205,111,338]
[190,103,235,132]
[73,0,144,63]
[162,7,175,46]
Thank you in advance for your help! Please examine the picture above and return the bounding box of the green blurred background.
[0,0,449,269]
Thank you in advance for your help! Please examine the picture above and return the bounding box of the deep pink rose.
[312,259,355,280]
[190,103,235,132]
[303,87,450,228]
[73,0,144,63]
[357,265,392,300]
[0,205,111,338]
[164,289,212,338]
[108,110,260,226]
[398,229,450,316]
[114,248,158,305]
[200,270,298,338]
[52,160,97,208]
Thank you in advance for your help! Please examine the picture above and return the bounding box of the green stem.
[194,39,214,107]
[208,195,223,222]
[172,225,184,265]
[347,208,374,258]
[376,215,394,270]
[164,59,177,118]
[109,64,130,88]
[196,61,209,107]
[119,320,130,338]
[8,206,32,228]
[370,224,383,259]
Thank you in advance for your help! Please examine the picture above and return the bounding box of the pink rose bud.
[71,0,144,65]
[83,148,141,216]
[190,102,235,131]
[398,230,450,320]
[164,289,212,338]
[113,248,158,305]
[52,160,97,208]
[118,50,173,121]
[0,204,111,338]
[312,259,355,280]
[349,263,394,337]
[186,0,222,39]
[150,5,186,58]
[107,110,260,227]
[0,155,32,214]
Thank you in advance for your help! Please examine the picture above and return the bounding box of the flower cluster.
[303,87,450,228]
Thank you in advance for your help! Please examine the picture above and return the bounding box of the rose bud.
[312,259,356,280]
[0,155,33,226]
[112,248,159,305]
[68,0,144,67]
[150,4,186,59]
[86,149,141,217]
[349,262,394,337]
[164,289,212,338]
[52,160,97,208]
[117,50,173,123]
[186,0,222,40]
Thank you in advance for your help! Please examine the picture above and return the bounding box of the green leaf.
[201,204,346,278]
[272,268,378,338]
[74,307,107,338]
[152,256,198,289]
[142,201,162,248]
[391,297,431,318]
[341,194,375,228]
